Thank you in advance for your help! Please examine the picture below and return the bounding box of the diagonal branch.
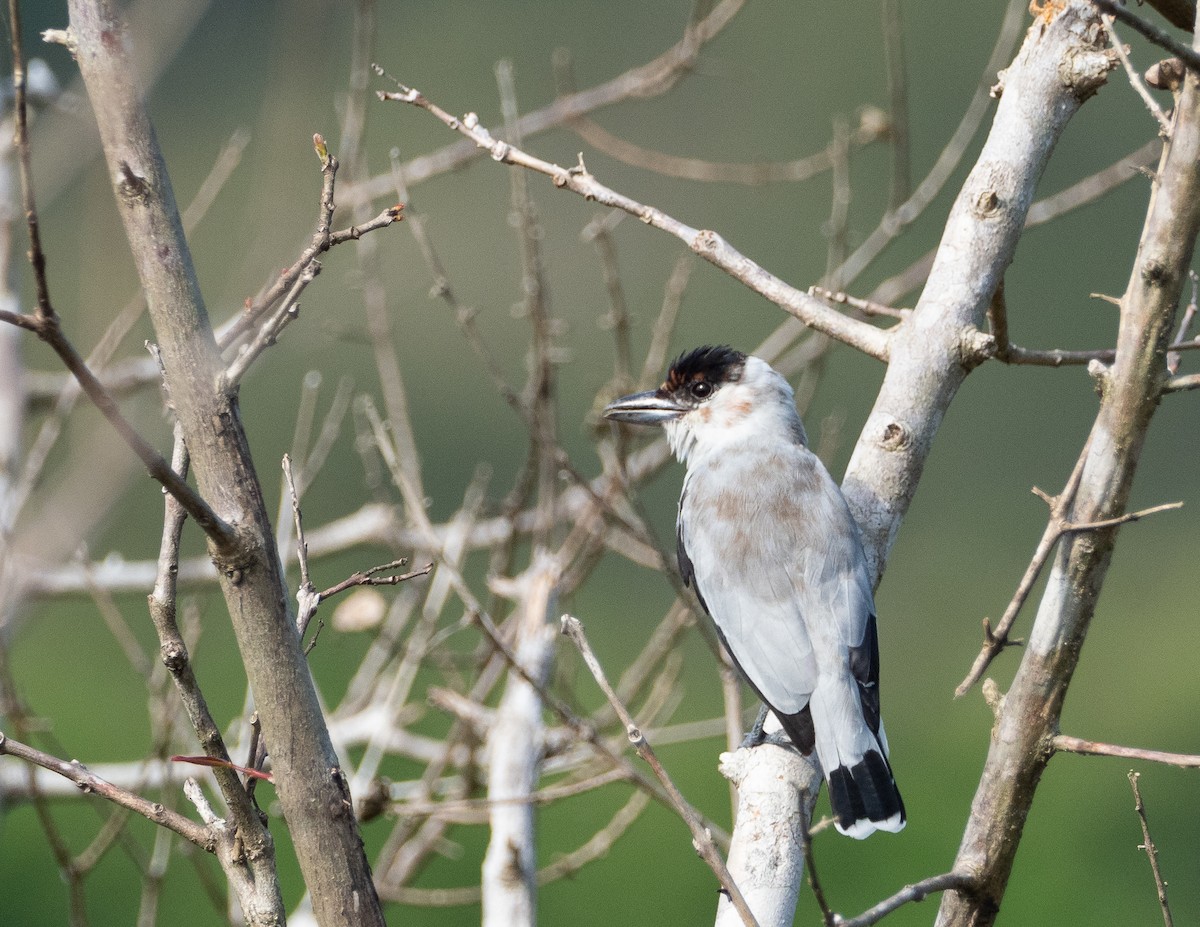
[1127,771,1176,927]
[1052,735,1200,768]
[562,614,759,927]
[1090,0,1200,72]
[377,78,891,360]
[64,3,387,924]
[2,3,236,551]
[0,306,237,548]
[0,732,213,850]
[345,0,750,207]
[937,5,1200,922]
[834,872,975,927]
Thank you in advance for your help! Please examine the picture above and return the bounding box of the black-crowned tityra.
[603,345,904,838]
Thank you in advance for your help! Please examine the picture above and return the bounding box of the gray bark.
[717,6,1119,925]
[481,555,560,927]
[935,17,1200,927]
[66,3,386,924]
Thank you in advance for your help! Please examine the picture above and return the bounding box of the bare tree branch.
[835,872,975,927]
[1127,771,1175,927]
[1053,735,1200,768]
[563,615,759,927]
[937,6,1200,921]
[0,732,212,849]
[347,0,750,207]
[376,78,892,360]
[64,3,387,923]
[1090,0,1200,72]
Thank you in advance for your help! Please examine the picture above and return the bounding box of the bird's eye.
[690,381,712,399]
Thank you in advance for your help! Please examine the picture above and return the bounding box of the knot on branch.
[690,229,720,255]
[209,525,261,584]
[1059,46,1118,102]
[116,161,152,205]
[960,329,997,369]
[160,640,189,672]
[972,189,1003,219]
[878,419,910,452]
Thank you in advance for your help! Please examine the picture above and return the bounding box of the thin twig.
[561,614,758,927]
[584,211,633,388]
[640,254,693,389]
[0,312,237,549]
[351,0,750,207]
[1025,138,1160,227]
[956,439,1092,696]
[1089,0,1200,75]
[802,823,835,927]
[1128,771,1175,927]
[145,427,265,836]
[811,286,908,320]
[392,157,524,413]
[7,0,52,323]
[1100,14,1172,133]
[1163,370,1200,392]
[318,561,433,601]
[833,872,975,927]
[881,0,911,208]
[215,139,402,356]
[376,76,890,361]
[1053,735,1200,769]
[0,732,213,850]
[958,450,1180,696]
[832,0,1027,287]
[1166,270,1197,375]
[470,608,732,847]
[557,93,889,184]
[1062,499,1183,532]
[2,3,236,551]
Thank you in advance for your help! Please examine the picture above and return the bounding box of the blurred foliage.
[1,1,1198,925]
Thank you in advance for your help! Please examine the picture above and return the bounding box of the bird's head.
[603,345,807,462]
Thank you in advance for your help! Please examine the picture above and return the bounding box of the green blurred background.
[2,1,1198,924]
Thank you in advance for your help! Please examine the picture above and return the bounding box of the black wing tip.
[774,706,817,755]
[827,750,906,839]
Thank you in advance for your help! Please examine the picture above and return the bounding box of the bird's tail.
[810,676,905,839]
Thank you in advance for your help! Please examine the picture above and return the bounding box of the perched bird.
[603,345,904,838]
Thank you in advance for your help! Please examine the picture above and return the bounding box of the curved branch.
[937,6,1200,923]
[0,732,213,850]
[378,82,890,360]
[346,0,749,207]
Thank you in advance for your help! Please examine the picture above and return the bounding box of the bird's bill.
[602,389,686,426]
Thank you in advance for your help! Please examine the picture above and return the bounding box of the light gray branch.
[714,745,816,927]
[843,3,1117,582]
[481,556,559,927]
[936,7,1200,924]
[65,3,385,924]
[712,7,1119,926]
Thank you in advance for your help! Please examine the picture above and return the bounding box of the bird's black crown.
[663,345,746,398]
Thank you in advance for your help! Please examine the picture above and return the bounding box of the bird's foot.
[739,705,771,749]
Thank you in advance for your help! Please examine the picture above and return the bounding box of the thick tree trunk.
[935,19,1200,926]
[67,3,386,924]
